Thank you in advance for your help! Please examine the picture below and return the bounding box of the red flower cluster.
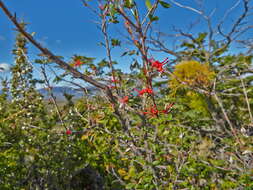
[73,60,83,67]
[143,107,159,117]
[119,96,129,104]
[149,58,169,73]
[66,129,72,135]
[143,103,174,117]
[134,88,153,96]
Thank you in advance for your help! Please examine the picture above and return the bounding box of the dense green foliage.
[0,0,253,189]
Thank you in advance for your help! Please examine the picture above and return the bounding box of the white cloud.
[38,36,49,47]
[0,63,11,72]
[56,39,62,44]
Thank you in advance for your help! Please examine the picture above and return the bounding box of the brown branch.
[101,12,119,94]
[149,32,179,58]
[212,79,242,145]
[239,73,253,123]
[217,0,250,48]
[117,3,159,111]
[40,66,67,130]
[116,7,139,31]
[0,0,107,91]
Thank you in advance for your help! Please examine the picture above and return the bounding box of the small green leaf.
[148,14,159,22]
[145,0,152,10]
[128,166,136,177]
[152,160,160,165]
[195,32,207,44]
[124,0,134,8]
[159,1,171,8]
[128,50,136,55]
[121,51,128,57]
[111,38,121,47]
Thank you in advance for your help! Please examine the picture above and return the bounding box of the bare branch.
[217,0,250,46]
[218,0,241,29]
[169,0,207,18]
[212,79,242,145]
[239,73,253,123]
[41,66,67,130]
[0,0,107,91]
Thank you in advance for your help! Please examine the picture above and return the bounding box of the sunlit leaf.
[145,0,152,10]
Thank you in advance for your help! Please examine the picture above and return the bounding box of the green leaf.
[195,32,207,44]
[111,38,121,47]
[128,50,136,55]
[124,0,134,8]
[121,51,128,57]
[148,14,159,22]
[128,166,136,177]
[98,59,109,67]
[130,60,140,71]
[159,1,171,8]
[145,0,152,10]
[181,41,195,48]
[152,160,160,165]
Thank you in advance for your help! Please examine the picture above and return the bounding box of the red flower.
[143,106,159,117]
[134,88,153,96]
[149,58,169,73]
[146,88,153,94]
[119,96,129,109]
[161,103,175,114]
[142,111,148,115]
[125,21,130,26]
[66,129,72,135]
[119,96,129,104]
[73,60,83,67]
[150,107,159,115]
[143,103,175,117]
[111,79,119,83]
[111,76,119,83]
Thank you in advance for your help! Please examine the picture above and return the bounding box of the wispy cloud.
[56,39,62,44]
[38,36,49,47]
[0,63,11,72]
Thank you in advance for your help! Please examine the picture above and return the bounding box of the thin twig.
[41,66,67,130]
[239,73,253,123]
[212,79,242,145]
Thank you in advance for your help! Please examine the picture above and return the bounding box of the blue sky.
[0,0,252,82]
